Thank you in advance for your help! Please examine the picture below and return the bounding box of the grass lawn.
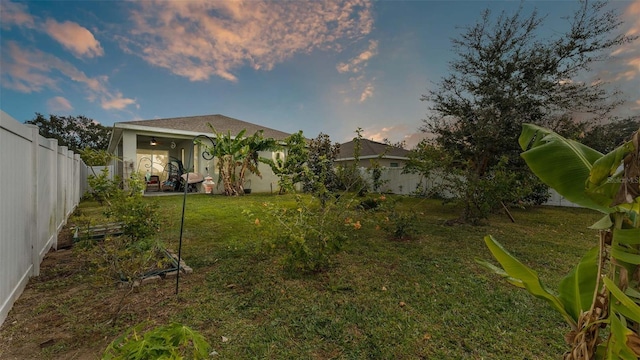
[0,193,602,359]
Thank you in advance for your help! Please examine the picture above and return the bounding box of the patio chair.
[146,175,160,192]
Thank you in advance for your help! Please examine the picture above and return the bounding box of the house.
[335,138,410,168]
[335,138,426,194]
[107,114,291,194]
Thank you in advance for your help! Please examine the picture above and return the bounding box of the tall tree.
[420,0,635,223]
[581,116,640,153]
[25,113,111,152]
[303,133,341,206]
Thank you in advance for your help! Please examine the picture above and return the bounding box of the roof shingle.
[337,138,409,159]
[119,114,291,140]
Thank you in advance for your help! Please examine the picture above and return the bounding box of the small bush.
[103,322,211,360]
[87,168,120,204]
[379,210,419,241]
[359,197,383,210]
[250,195,361,275]
[78,236,169,283]
[105,196,160,242]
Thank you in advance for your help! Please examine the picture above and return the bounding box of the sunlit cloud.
[0,1,134,112]
[101,92,137,110]
[337,39,378,74]
[47,96,73,112]
[359,81,375,102]
[360,124,429,149]
[1,42,59,92]
[340,74,376,104]
[0,1,35,30]
[44,19,104,58]
[1,42,137,111]
[593,0,640,117]
[336,39,378,103]
[1,1,103,59]
[122,0,373,82]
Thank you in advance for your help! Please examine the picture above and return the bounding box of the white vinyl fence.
[362,167,580,207]
[0,110,88,326]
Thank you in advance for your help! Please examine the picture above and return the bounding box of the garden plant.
[478,124,640,359]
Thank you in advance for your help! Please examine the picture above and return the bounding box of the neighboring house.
[335,139,424,195]
[107,114,291,194]
[336,138,410,168]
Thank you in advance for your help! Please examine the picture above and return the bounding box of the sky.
[1,0,639,148]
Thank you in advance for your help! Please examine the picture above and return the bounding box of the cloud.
[337,39,378,74]
[336,39,378,103]
[47,96,73,112]
[0,1,35,29]
[1,1,103,59]
[361,124,429,149]
[592,0,640,117]
[102,92,137,110]
[44,19,104,58]
[1,42,59,92]
[359,81,375,102]
[122,0,373,82]
[362,124,430,149]
[339,74,376,104]
[1,42,136,111]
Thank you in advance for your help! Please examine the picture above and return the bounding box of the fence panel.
[363,167,581,208]
[0,111,87,327]
[0,113,36,327]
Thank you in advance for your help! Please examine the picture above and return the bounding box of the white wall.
[0,111,87,327]
[362,167,581,208]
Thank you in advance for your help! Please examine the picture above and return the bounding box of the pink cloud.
[101,93,137,110]
[336,39,378,103]
[44,19,104,58]
[47,96,73,112]
[123,0,374,82]
[0,1,35,30]
[337,40,378,74]
[362,124,431,149]
[1,42,59,92]
[359,82,375,102]
[1,42,136,111]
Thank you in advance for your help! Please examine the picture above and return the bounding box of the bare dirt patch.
[0,226,200,360]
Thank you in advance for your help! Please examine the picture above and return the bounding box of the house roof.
[118,114,292,140]
[336,138,410,161]
[108,114,293,153]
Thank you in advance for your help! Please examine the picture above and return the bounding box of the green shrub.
[102,322,211,360]
[79,236,168,283]
[87,168,120,205]
[105,195,160,242]
[379,209,419,241]
[250,195,361,274]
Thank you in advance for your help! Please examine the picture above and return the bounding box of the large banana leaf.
[587,141,632,208]
[614,228,640,245]
[606,314,639,360]
[477,235,576,327]
[519,124,611,213]
[604,277,640,324]
[558,246,600,322]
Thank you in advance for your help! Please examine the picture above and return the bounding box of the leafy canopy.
[418,0,635,223]
[25,113,111,153]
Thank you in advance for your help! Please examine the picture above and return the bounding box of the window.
[136,150,169,178]
[390,162,399,168]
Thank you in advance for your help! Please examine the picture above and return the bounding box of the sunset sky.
[1,0,638,147]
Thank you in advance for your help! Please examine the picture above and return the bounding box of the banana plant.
[477,123,640,359]
[205,126,279,195]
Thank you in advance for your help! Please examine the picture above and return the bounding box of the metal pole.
[176,135,215,296]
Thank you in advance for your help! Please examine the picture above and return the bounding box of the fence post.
[27,125,40,276]
[49,139,58,250]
